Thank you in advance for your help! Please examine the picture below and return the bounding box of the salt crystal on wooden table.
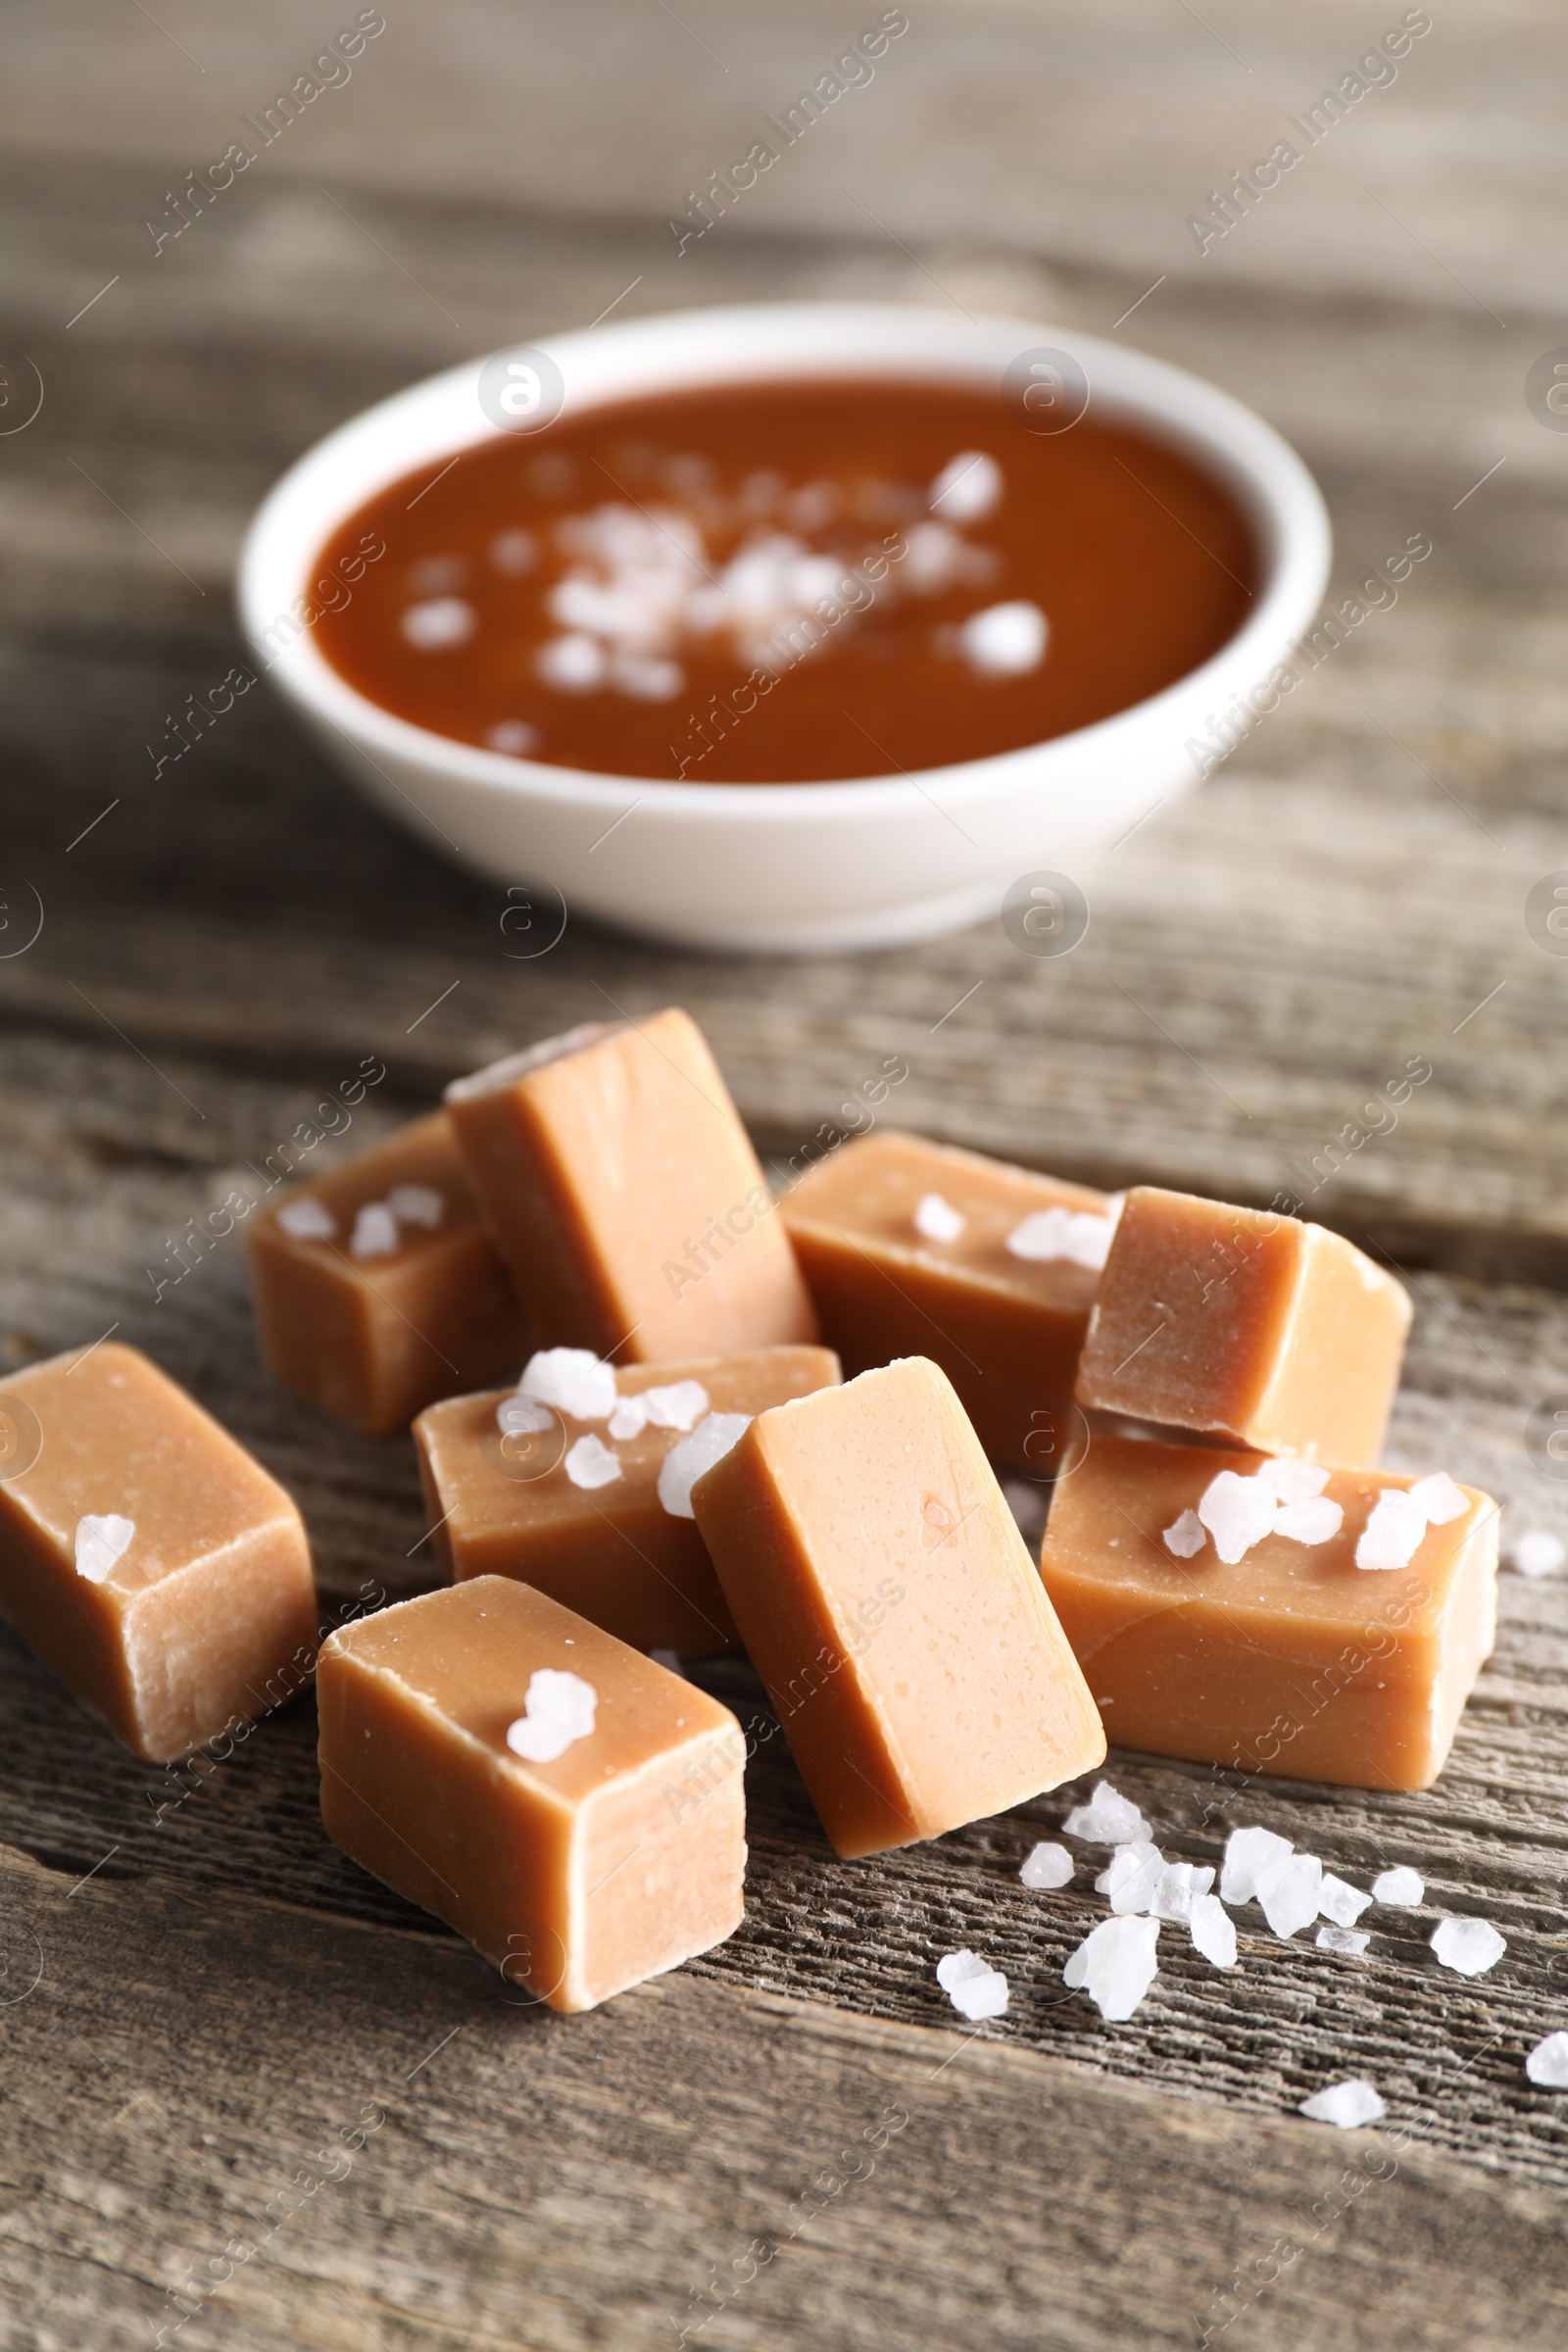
[936,1950,1009,2021]
[1430,1917,1506,1977]
[1064,1916,1160,2021]
[1525,2033,1568,2087]
[1373,1866,1425,1906]
[1299,2080,1386,2130]
[1019,1841,1073,1889]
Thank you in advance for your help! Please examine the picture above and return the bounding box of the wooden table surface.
[4,5,1568,2344]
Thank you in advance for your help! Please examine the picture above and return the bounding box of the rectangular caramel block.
[414,1344,842,1654]
[248,1110,530,1436]
[1039,1434,1497,1789]
[0,1343,318,1762]
[444,1011,818,1363]
[781,1129,1115,1468]
[318,1577,746,2012]
[690,1356,1105,1858]
[1074,1185,1411,1465]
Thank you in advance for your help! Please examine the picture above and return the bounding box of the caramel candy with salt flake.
[443,1011,818,1363]
[0,1343,318,1762]
[414,1344,841,1654]
[1039,1434,1496,1789]
[318,1577,746,2013]
[1074,1186,1411,1466]
[780,1129,1116,1468]
[690,1356,1105,1859]
[247,1111,530,1436]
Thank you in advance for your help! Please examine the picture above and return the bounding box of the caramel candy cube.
[318,1577,746,2012]
[1039,1435,1497,1789]
[781,1129,1115,1467]
[689,1356,1105,1858]
[248,1111,529,1436]
[414,1344,841,1654]
[444,1011,818,1363]
[0,1343,318,1762]
[1074,1186,1411,1465]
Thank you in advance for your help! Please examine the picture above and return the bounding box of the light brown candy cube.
[443,1010,818,1363]
[0,1343,318,1761]
[1074,1186,1411,1465]
[247,1111,529,1436]
[1039,1434,1497,1789]
[318,1577,747,2013]
[690,1356,1105,1859]
[781,1129,1114,1467]
[413,1344,841,1653]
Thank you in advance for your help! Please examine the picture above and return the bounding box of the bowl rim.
[236,299,1331,819]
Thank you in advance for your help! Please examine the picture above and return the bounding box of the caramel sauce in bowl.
[236,304,1331,954]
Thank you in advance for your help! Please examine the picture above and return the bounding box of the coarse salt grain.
[1097,1842,1163,1916]
[1258,1459,1331,1505]
[1197,1470,1278,1565]
[1219,1825,1292,1907]
[608,1395,649,1441]
[538,632,609,691]
[641,1380,710,1433]
[1355,1487,1428,1572]
[1163,1508,1205,1559]
[487,719,539,757]
[1372,1865,1424,1907]
[1273,1496,1345,1545]
[506,1668,598,1763]
[387,1183,444,1229]
[518,1348,617,1424]
[1189,1891,1237,1969]
[936,1949,1009,2022]
[1063,1781,1152,1844]
[564,1435,621,1492]
[402,597,476,650]
[658,1413,753,1519]
[1430,1916,1506,1977]
[1409,1471,1468,1525]
[913,1191,966,1245]
[1525,2033,1568,2088]
[928,450,1003,522]
[1316,1923,1371,1957]
[1509,1529,1565,1579]
[1152,1860,1216,1925]
[1005,1205,1115,1271]
[277,1197,336,1241]
[1318,1874,1373,1928]
[1254,1851,1323,1939]
[1299,2079,1385,2130]
[957,599,1048,677]
[350,1202,399,1259]
[496,1394,555,1441]
[1019,1840,1073,1890]
[74,1513,134,1585]
[1063,1914,1159,2021]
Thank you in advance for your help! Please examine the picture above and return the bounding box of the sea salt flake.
[913,1191,966,1245]
[277,1196,335,1241]
[564,1435,621,1491]
[496,1394,555,1440]
[1198,1470,1277,1564]
[74,1513,134,1585]
[936,1949,1009,2022]
[1259,1458,1331,1505]
[1409,1471,1468,1526]
[1299,2079,1385,2130]
[1163,1508,1205,1559]
[957,599,1047,677]
[1509,1529,1566,1579]
[518,1348,617,1423]
[659,1413,752,1518]
[1355,1488,1427,1571]
[487,718,539,757]
[928,450,1003,521]
[1525,2032,1568,2088]
[1316,1924,1371,1957]
[1219,1825,1292,1906]
[1063,1781,1152,1844]
[1189,1892,1237,1968]
[506,1668,597,1763]
[1097,1841,1163,1915]
[1019,1840,1073,1890]
[538,632,608,691]
[608,1395,650,1442]
[1254,1851,1323,1938]
[641,1380,710,1433]
[387,1184,443,1229]
[1431,1916,1505,1977]
[1318,1874,1373,1927]
[1372,1865,1424,1907]
[1005,1205,1114,1271]
[1273,1496,1345,1545]
[1064,1915,1159,2021]
[401,596,475,650]
[1152,1861,1216,1925]
[350,1201,399,1258]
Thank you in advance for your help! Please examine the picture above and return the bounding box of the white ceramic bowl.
[236,302,1330,955]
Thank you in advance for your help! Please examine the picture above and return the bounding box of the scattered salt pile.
[1430,1917,1506,1977]
[506,1668,597,1763]
[1005,1204,1117,1270]
[1508,1529,1565,1579]
[913,1192,966,1244]
[608,1380,710,1441]
[1372,1865,1424,1906]
[1299,2079,1385,2130]
[1019,1840,1073,1890]
[1064,1915,1160,2020]
[657,1414,753,1518]
[1193,1462,1344,1565]
[937,1949,1009,2022]
[1526,2033,1568,2088]
[1062,1781,1152,1844]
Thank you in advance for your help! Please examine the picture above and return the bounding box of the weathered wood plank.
[1,1838,1564,2352]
